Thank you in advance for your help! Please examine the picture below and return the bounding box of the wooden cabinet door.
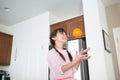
[0,32,13,65]
[50,21,67,33]
[66,16,85,40]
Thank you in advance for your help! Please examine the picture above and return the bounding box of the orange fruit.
[72,28,82,38]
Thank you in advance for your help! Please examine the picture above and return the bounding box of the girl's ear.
[52,37,56,40]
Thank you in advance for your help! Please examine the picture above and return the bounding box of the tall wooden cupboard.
[0,32,13,65]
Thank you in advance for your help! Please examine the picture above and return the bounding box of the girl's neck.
[55,43,64,50]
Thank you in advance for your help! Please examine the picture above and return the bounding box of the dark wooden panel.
[0,32,13,65]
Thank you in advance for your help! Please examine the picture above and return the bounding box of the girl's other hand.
[75,48,91,63]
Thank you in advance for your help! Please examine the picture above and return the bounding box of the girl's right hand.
[75,48,91,63]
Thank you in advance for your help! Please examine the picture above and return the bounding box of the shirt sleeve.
[47,50,64,75]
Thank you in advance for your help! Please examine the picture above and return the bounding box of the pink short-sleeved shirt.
[47,48,77,80]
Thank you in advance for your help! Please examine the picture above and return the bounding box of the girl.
[47,28,90,80]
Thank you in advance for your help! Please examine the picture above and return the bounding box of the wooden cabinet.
[66,15,85,40]
[50,21,67,33]
[50,15,85,40]
[0,32,13,65]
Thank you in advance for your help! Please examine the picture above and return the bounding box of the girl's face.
[52,31,68,45]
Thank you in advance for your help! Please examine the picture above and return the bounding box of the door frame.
[113,27,120,72]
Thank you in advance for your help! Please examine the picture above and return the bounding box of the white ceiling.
[0,0,120,26]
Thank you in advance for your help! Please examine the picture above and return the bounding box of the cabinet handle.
[14,48,17,61]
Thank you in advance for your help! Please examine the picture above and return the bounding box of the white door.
[113,27,120,72]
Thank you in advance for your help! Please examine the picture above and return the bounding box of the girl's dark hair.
[50,28,66,47]
[50,28,73,61]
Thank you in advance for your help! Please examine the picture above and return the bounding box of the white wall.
[98,0,115,80]
[49,13,61,25]
[49,12,83,25]
[106,3,120,27]
[0,24,8,31]
[106,3,120,80]
[0,12,49,80]
[82,0,115,80]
